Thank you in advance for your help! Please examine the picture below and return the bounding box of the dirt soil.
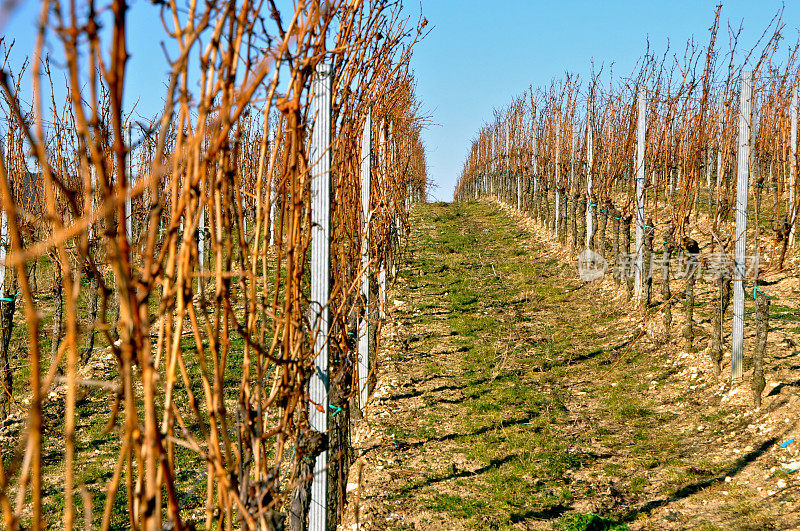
[339,200,800,530]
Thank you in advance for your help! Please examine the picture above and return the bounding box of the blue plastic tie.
[753,285,770,300]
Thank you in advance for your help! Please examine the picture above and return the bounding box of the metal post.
[0,135,7,292]
[555,118,561,228]
[379,266,387,318]
[309,62,332,530]
[489,136,495,196]
[790,85,798,247]
[715,102,723,215]
[0,207,5,294]
[358,110,371,409]
[506,125,510,198]
[585,96,594,248]
[197,131,206,275]
[198,202,205,272]
[532,108,538,198]
[269,128,277,247]
[732,70,753,382]
[124,123,133,241]
[89,165,96,241]
[378,119,387,316]
[634,88,646,300]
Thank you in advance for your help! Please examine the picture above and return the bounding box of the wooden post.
[309,62,332,530]
[634,88,646,301]
[358,110,371,409]
[732,70,753,382]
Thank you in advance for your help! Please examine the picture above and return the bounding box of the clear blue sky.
[4,1,800,201]
[413,1,800,200]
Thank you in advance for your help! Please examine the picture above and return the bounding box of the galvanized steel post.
[309,62,332,530]
[358,110,371,409]
[532,107,539,199]
[585,96,594,248]
[269,127,277,247]
[732,70,753,382]
[555,118,561,228]
[0,135,7,291]
[790,85,797,247]
[124,123,133,242]
[634,88,646,301]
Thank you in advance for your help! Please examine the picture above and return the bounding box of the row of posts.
[309,64,393,530]
[467,71,767,384]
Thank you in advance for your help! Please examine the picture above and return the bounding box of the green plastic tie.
[328,405,344,416]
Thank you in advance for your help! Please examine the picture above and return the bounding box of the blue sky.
[4,1,800,200]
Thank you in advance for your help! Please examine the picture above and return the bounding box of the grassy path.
[345,201,787,530]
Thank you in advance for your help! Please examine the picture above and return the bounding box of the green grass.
[350,200,779,528]
[423,493,488,519]
[555,513,629,531]
[770,303,800,322]
[382,202,639,525]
